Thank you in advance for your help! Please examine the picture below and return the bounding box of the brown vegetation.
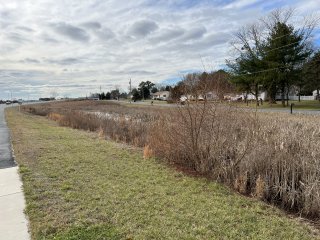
[22,101,160,147]
[22,100,320,219]
[150,103,320,218]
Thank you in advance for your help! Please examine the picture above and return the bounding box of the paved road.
[0,104,30,240]
[0,105,15,169]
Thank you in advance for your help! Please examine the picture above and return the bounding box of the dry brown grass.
[22,101,157,147]
[149,103,320,218]
[47,112,64,122]
[143,145,154,159]
[234,172,248,194]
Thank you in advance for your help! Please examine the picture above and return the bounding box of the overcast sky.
[0,0,319,99]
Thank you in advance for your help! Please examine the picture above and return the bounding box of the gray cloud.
[81,21,115,41]
[127,70,156,75]
[0,69,49,79]
[45,57,82,65]
[94,28,115,40]
[128,20,159,37]
[0,10,11,19]
[82,21,102,30]
[22,58,40,64]
[41,34,60,43]
[16,26,34,32]
[7,32,31,43]
[150,27,185,43]
[51,22,90,42]
[0,0,319,100]
[180,26,207,42]
[111,70,156,75]
[198,32,231,48]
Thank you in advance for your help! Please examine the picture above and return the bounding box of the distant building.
[151,91,170,101]
[180,91,220,102]
[205,91,219,100]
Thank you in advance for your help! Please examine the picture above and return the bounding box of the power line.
[263,40,302,54]
[237,67,280,76]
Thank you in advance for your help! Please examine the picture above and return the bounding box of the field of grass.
[232,100,320,110]
[6,107,319,239]
[119,99,169,105]
[21,100,320,217]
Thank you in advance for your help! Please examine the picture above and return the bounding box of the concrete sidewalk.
[0,167,30,240]
[0,105,30,240]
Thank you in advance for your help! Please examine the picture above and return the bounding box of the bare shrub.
[47,112,64,122]
[22,105,51,116]
[57,111,101,131]
[150,102,320,217]
[100,115,150,147]
[150,103,256,185]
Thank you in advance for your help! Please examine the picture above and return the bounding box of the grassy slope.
[6,108,319,240]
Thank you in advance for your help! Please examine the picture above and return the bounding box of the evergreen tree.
[100,92,106,100]
[138,81,155,99]
[263,21,312,106]
[131,88,141,101]
[303,51,320,101]
[151,87,158,93]
[228,10,315,106]
[106,92,111,100]
[110,89,120,100]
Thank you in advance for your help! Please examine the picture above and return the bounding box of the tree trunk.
[245,92,249,106]
[255,85,259,107]
[281,87,285,107]
[268,81,277,104]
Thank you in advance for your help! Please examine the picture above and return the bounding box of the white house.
[151,91,170,101]
[227,92,267,102]
[205,91,219,100]
[180,91,219,102]
[180,94,200,102]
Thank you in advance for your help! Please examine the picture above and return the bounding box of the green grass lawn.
[6,108,319,240]
[232,100,320,110]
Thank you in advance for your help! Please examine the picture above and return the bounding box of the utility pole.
[129,78,132,103]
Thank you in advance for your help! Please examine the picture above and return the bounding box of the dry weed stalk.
[143,145,154,159]
[255,175,265,199]
[98,126,105,139]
